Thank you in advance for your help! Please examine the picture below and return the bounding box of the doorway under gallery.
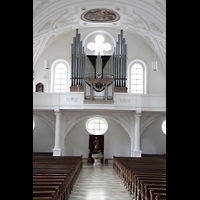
[89,135,104,163]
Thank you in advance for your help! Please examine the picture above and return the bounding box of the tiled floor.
[68,161,132,200]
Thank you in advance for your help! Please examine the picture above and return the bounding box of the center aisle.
[69,161,132,200]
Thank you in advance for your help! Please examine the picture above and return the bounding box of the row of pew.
[33,155,82,200]
[113,156,166,200]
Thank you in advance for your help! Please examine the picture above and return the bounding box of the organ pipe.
[71,29,85,87]
[113,29,127,88]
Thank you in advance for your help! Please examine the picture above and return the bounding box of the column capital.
[54,112,62,116]
[131,109,142,117]
[132,112,141,118]
[54,111,63,117]
[134,113,141,118]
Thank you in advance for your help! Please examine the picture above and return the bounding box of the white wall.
[141,117,166,154]
[33,111,166,155]
[33,27,166,94]
[64,117,130,158]
[33,115,55,152]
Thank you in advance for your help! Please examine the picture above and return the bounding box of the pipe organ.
[70,29,127,103]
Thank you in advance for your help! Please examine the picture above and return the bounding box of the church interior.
[33,0,166,199]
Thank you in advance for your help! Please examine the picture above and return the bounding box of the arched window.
[33,120,35,130]
[131,63,143,93]
[129,60,147,94]
[83,31,115,56]
[51,59,70,92]
[161,119,166,135]
[87,35,112,55]
[54,63,67,92]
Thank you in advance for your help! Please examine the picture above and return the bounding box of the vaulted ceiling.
[33,0,166,70]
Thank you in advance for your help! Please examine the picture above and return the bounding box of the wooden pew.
[155,194,166,200]
[105,158,113,164]
[33,191,56,200]
[33,155,82,200]
[150,190,166,200]
[113,156,166,200]
[144,184,166,200]
[33,152,53,157]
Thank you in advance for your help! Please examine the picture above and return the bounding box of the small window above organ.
[87,35,112,55]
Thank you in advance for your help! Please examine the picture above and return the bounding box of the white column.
[130,114,135,157]
[133,113,142,157]
[53,112,63,156]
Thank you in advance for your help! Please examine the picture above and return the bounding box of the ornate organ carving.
[70,29,127,103]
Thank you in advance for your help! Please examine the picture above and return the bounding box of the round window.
[161,119,166,134]
[86,117,108,135]
[33,120,35,130]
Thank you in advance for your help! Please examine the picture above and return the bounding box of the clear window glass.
[86,117,108,135]
[87,35,112,55]
[54,63,67,92]
[161,119,166,134]
[33,120,35,130]
[131,63,143,93]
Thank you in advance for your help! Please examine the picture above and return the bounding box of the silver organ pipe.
[113,29,127,88]
[103,56,113,79]
[96,53,102,79]
[71,29,85,87]
[84,55,95,79]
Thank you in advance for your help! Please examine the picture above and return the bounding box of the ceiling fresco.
[81,8,120,22]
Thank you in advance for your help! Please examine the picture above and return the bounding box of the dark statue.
[93,137,99,152]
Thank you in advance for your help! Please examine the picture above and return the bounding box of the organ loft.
[70,29,127,103]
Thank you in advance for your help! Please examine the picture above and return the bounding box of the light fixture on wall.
[44,59,50,69]
[152,1,158,71]
[152,61,158,71]
[43,60,50,80]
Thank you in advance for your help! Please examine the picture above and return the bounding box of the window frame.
[54,63,67,92]
[128,59,147,94]
[33,120,35,130]
[51,59,70,92]
[83,31,115,56]
[86,117,108,135]
[87,35,112,55]
[161,119,166,135]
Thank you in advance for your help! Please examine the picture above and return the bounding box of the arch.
[83,30,116,56]
[83,30,116,47]
[128,59,147,94]
[33,113,55,133]
[50,59,70,92]
[140,115,166,136]
[63,113,131,139]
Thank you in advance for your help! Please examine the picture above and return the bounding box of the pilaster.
[133,112,142,157]
[53,111,63,156]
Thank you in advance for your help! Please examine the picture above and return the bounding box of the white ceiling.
[33,0,166,69]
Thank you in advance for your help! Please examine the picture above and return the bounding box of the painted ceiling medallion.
[81,8,120,23]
